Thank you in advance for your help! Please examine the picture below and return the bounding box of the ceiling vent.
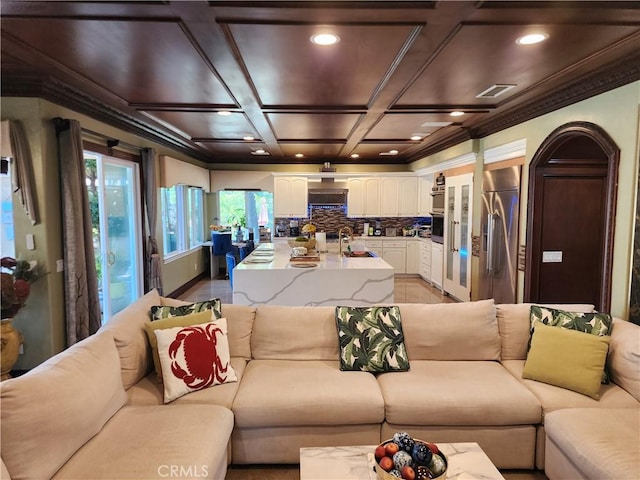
[476,84,517,98]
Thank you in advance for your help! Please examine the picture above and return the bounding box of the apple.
[375,445,387,460]
[385,442,400,456]
[427,442,439,455]
[379,456,394,472]
[401,466,416,480]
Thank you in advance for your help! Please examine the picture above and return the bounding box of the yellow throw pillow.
[144,310,214,382]
[523,322,610,399]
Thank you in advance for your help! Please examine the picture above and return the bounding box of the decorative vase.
[1,318,23,381]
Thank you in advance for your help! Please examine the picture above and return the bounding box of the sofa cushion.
[335,305,409,372]
[99,288,162,389]
[252,305,338,360]
[144,309,214,381]
[1,332,127,480]
[150,297,222,320]
[51,405,234,480]
[523,322,610,399]
[161,299,255,360]
[502,360,639,417]
[155,318,237,403]
[544,408,640,480]
[608,318,640,402]
[496,303,595,361]
[232,359,384,427]
[398,300,500,361]
[126,357,247,407]
[377,360,541,426]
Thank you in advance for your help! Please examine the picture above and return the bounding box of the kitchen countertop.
[232,241,395,306]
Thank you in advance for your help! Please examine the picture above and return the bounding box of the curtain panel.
[3,120,39,225]
[142,147,163,295]
[54,118,101,345]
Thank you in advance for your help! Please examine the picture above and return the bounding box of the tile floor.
[178,277,546,480]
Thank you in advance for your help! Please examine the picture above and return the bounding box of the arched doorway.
[524,121,619,312]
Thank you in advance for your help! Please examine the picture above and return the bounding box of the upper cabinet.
[418,176,433,216]
[347,177,380,217]
[274,176,308,218]
[379,177,418,217]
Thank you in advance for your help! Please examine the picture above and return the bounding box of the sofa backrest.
[252,305,338,360]
[496,303,595,360]
[0,332,126,480]
[99,288,162,389]
[398,299,500,360]
[608,318,640,402]
[160,298,256,360]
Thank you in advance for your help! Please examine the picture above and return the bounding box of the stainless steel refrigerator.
[478,166,521,304]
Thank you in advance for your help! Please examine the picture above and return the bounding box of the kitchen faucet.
[338,226,353,256]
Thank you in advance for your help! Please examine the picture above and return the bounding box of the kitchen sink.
[342,251,377,257]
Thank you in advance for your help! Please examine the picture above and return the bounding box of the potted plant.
[1,257,39,380]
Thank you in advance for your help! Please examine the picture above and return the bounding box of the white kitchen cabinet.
[347,177,380,217]
[419,239,431,282]
[365,239,383,257]
[379,177,418,217]
[418,176,433,216]
[274,176,308,218]
[379,178,400,216]
[443,172,473,301]
[399,177,418,216]
[406,239,420,274]
[382,240,406,274]
[431,241,443,289]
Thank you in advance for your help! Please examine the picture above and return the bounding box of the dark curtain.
[54,118,101,345]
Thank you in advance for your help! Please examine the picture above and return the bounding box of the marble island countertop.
[235,241,393,271]
[232,241,395,306]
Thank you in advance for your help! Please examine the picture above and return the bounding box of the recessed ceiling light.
[516,33,549,45]
[410,134,424,141]
[217,110,232,116]
[251,149,270,156]
[242,135,255,141]
[450,111,465,117]
[295,153,304,158]
[380,150,399,156]
[310,33,340,46]
[350,153,360,159]
[389,150,399,155]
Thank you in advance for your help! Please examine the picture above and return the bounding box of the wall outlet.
[56,259,64,272]
[26,234,35,250]
[194,263,198,271]
[19,344,24,355]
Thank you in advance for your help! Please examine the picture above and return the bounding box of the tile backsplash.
[276,206,430,237]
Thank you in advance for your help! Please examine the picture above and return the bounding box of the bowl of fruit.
[374,432,447,480]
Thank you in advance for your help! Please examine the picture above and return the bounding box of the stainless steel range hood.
[308,188,348,205]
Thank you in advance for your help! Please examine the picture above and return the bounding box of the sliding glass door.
[86,152,143,322]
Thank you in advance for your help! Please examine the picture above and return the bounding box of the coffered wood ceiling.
[2,1,639,166]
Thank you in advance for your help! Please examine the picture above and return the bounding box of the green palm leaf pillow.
[335,306,410,373]
[529,305,613,383]
[150,298,222,321]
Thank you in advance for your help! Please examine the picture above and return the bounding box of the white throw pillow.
[154,318,237,403]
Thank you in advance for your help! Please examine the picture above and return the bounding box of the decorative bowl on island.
[374,432,448,480]
[288,237,316,250]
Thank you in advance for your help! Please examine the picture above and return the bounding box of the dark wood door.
[525,122,619,312]
[535,172,606,305]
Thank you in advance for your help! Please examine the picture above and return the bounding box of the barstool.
[225,252,237,288]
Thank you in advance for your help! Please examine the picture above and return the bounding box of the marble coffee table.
[300,442,504,480]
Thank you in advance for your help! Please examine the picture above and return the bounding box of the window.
[161,184,205,258]
[218,190,273,241]
[1,158,15,258]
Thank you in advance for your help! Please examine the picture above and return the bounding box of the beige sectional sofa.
[1,289,638,479]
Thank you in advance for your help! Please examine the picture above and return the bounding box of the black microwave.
[431,215,444,244]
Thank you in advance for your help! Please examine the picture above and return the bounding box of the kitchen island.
[232,241,394,306]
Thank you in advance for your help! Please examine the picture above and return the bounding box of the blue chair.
[245,240,255,254]
[225,252,237,289]
[212,232,234,278]
[239,245,250,261]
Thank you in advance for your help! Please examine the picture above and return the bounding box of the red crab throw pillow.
[154,318,237,403]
